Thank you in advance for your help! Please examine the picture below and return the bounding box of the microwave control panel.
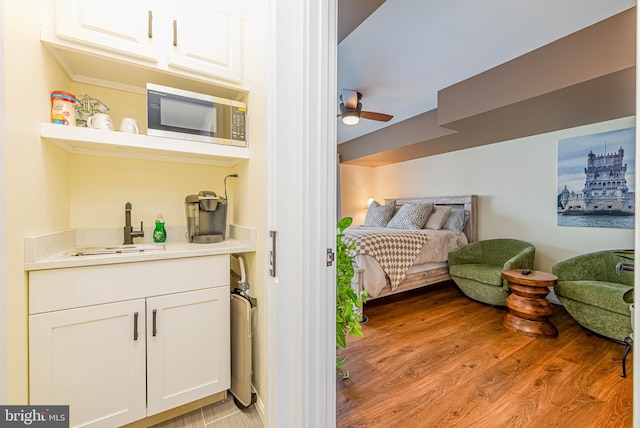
[231,106,247,146]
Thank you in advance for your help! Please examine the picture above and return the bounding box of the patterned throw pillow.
[364,200,396,227]
[387,202,434,229]
[424,205,452,230]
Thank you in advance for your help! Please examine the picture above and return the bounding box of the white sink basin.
[66,244,165,256]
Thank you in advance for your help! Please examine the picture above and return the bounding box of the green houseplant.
[336,217,367,379]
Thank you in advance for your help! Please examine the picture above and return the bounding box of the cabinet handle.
[148,11,153,38]
[173,20,178,46]
[133,312,139,341]
[152,309,157,337]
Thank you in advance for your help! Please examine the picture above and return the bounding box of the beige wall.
[69,156,234,229]
[341,116,635,273]
[339,164,374,226]
[4,0,71,402]
[3,0,268,405]
[0,1,5,403]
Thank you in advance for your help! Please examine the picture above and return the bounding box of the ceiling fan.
[338,89,393,125]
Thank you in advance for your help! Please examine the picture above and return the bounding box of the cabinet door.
[53,0,157,62]
[146,287,230,416]
[167,1,243,83]
[30,300,147,428]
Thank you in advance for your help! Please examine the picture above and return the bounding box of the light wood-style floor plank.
[153,398,262,428]
[336,281,633,428]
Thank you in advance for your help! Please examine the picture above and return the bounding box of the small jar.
[51,91,76,126]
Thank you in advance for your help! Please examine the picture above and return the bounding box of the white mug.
[120,117,139,134]
[87,113,114,131]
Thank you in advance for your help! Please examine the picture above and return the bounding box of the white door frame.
[266,0,337,426]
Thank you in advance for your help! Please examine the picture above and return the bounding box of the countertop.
[24,225,256,271]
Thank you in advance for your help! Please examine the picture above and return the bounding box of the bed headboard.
[384,195,478,243]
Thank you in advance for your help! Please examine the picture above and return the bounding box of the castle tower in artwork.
[559,146,634,216]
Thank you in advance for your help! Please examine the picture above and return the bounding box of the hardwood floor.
[336,281,633,428]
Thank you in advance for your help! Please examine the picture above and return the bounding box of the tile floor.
[153,397,263,428]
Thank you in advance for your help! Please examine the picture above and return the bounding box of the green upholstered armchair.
[552,250,634,342]
[448,239,535,306]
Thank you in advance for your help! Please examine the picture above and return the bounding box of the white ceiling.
[337,0,636,145]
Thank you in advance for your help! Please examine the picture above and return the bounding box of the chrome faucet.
[124,202,144,245]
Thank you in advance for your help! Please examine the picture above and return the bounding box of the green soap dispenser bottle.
[153,214,166,243]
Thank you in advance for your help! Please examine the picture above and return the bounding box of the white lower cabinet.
[28,256,231,428]
[30,300,148,428]
[146,288,230,416]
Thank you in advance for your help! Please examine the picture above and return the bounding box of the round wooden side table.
[502,269,558,338]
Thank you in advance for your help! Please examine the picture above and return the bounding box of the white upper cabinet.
[53,0,157,62]
[167,1,243,83]
[42,0,248,95]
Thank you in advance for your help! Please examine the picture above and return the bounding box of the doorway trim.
[265,0,337,426]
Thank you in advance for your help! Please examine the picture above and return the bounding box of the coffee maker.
[185,191,228,243]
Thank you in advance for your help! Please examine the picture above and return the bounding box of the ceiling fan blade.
[361,111,393,122]
[340,90,360,110]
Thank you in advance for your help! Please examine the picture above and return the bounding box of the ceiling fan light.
[340,101,362,125]
[342,112,360,125]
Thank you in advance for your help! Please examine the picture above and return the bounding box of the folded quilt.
[343,227,430,290]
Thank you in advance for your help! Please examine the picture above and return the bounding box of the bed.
[345,195,477,301]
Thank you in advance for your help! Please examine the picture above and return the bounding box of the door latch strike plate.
[269,231,277,277]
[326,248,335,266]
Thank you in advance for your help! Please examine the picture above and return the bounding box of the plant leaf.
[335,217,366,375]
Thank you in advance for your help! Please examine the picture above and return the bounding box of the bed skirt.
[354,263,451,301]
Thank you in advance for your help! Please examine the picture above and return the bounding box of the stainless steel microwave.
[146,83,247,147]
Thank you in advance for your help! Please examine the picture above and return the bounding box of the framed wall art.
[557,127,635,229]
